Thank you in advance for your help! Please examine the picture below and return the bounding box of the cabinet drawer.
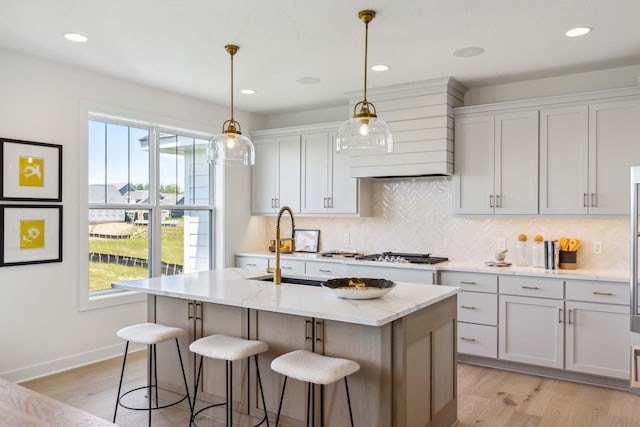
[236,256,268,270]
[305,261,347,277]
[273,259,306,275]
[439,271,498,293]
[458,323,497,358]
[499,276,563,299]
[566,280,628,305]
[458,292,498,326]
[347,264,433,284]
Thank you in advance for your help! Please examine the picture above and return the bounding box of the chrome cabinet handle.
[188,301,194,320]
[583,193,588,208]
[591,193,597,208]
[328,197,334,208]
[460,305,477,310]
[460,281,477,285]
[305,320,312,341]
[323,197,328,208]
[568,309,573,325]
[281,266,292,270]
[489,195,494,208]
[460,337,476,342]
[246,263,257,267]
[195,302,202,320]
[318,269,331,273]
[522,286,540,290]
[559,308,563,323]
[593,291,614,296]
[496,194,501,208]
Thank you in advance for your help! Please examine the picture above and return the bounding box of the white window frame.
[78,104,214,311]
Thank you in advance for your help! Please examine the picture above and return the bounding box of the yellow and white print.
[19,156,44,187]
[20,220,45,249]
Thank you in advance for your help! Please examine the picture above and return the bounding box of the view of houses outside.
[88,119,211,292]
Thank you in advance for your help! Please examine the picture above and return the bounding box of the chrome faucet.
[267,206,296,285]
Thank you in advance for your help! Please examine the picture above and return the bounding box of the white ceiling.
[1,0,639,115]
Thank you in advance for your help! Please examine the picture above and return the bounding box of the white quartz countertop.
[112,268,459,327]
[236,252,631,282]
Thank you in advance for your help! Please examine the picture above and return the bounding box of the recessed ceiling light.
[240,89,256,95]
[63,32,88,43]
[296,76,321,85]
[371,64,389,72]
[565,27,591,37]
[453,46,485,58]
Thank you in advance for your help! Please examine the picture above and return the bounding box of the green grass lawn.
[89,221,185,291]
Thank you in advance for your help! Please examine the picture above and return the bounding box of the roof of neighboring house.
[88,184,125,204]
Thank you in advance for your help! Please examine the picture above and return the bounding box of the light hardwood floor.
[20,352,640,427]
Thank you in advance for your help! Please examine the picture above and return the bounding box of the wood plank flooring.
[18,352,640,426]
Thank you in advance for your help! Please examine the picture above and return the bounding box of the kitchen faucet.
[267,206,296,285]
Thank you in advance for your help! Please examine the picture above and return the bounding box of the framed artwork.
[294,229,320,253]
[1,138,62,201]
[1,205,63,266]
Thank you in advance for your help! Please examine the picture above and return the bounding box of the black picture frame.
[0,205,63,266]
[294,229,320,253]
[0,137,63,202]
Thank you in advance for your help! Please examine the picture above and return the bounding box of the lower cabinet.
[565,301,630,379]
[498,295,564,369]
[347,264,434,284]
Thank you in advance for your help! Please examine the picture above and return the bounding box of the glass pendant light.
[336,10,393,156]
[208,45,255,166]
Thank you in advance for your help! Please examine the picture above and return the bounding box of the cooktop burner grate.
[354,252,449,264]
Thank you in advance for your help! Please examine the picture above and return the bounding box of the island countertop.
[112,268,458,327]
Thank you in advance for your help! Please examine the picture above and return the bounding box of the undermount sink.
[257,276,322,287]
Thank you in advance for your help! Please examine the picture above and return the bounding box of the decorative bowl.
[321,277,396,299]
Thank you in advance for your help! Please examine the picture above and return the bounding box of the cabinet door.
[252,138,279,214]
[235,255,269,271]
[301,132,330,214]
[589,99,640,214]
[494,110,539,215]
[453,115,495,214]
[498,295,564,369]
[154,296,197,393]
[539,105,589,214]
[328,132,359,214]
[346,264,433,284]
[277,135,301,212]
[566,301,629,379]
[249,310,312,427]
[319,319,392,427]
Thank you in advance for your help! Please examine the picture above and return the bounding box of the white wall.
[0,47,265,382]
[264,104,348,129]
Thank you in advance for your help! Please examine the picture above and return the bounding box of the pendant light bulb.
[336,9,393,156]
[208,44,255,166]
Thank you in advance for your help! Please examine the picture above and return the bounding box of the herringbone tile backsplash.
[263,177,630,271]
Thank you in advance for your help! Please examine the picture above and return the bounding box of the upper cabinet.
[456,87,640,216]
[251,125,371,216]
[454,110,539,215]
[251,135,301,214]
[540,98,640,214]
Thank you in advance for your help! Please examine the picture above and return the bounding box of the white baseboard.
[3,342,145,384]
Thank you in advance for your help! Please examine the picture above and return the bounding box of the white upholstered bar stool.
[189,334,270,427]
[271,350,360,427]
[113,322,191,427]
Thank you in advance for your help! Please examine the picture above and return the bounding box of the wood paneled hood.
[348,77,466,178]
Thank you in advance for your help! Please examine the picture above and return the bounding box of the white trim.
[5,344,145,384]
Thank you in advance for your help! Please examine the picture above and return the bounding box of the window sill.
[78,288,147,312]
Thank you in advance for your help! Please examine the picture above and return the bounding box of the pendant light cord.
[230,51,234,122]
[363,20,369,104]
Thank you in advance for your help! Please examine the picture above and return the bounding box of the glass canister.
[532,235,545,268]
[515,234,530,266]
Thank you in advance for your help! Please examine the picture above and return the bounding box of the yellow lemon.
[534,234,544,243]
[518,233,528,242]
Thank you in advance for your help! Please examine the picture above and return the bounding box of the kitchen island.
[113,268,459,427]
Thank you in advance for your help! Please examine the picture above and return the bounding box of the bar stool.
[189,334,270,426]
[270,350,360,427]
[113,322,191,426]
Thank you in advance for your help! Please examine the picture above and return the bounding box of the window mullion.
[149,127,162,277]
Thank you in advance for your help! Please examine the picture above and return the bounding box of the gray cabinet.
[251,135,301,214]
[454,110,539,215]
[540,99,640,215]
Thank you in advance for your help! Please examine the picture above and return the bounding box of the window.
[87,116,212,298]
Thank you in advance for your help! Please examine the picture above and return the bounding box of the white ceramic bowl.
[321,278,396,300]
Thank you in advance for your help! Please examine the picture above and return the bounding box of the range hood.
[348,77,466,178]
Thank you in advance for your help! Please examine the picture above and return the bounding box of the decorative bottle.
[515,233,530,266]
[531,234,545,268]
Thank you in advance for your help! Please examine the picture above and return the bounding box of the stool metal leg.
[153,344,159,409]
[227,360,233,427]
[175,338,192,413]
[306,382,311,427]
[148,344,153,427]
[190,355,204,425]
[344,377,354,427]
[253,355,270,427]
[274,376,288,427]
[113,341,129,423]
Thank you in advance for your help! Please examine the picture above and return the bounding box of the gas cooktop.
[354,252,449,265]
